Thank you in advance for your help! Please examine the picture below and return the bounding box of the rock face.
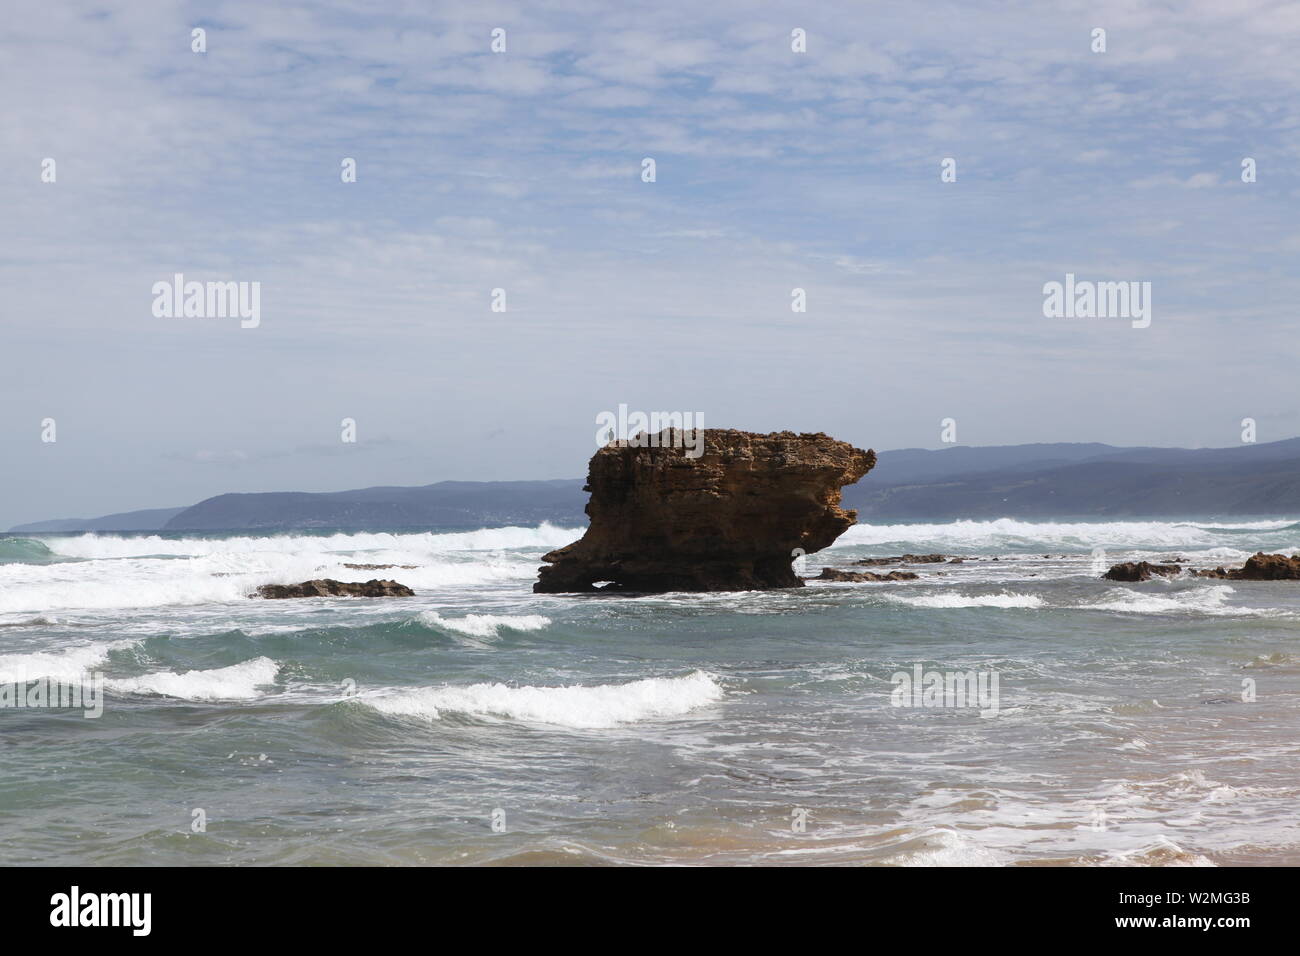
[1196,552,1300,580]
[253,579,414,599]
[535,429,875,593]
[1104,561,1184,582]
[815,568,918,582]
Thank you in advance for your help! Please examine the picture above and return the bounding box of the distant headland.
[9,437,1300,533]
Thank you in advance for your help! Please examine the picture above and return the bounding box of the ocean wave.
[0,525,578,613]
[361,670,724,729]
[0,566,272,614]
[1086,585,1242,615]
[105,657,281,701]
[0,551,532,614]
[886,591,1045,609]
[39,524,580,560]
[1098,770,1282,817]
[835,518,1300,552]
[883,583,1267,616]
[0,641,135,684]
[0,614,60,628]
[889,828,1006,867]
[418,611,551,639]
[0,538,58,565]
[1101,841,1217,867]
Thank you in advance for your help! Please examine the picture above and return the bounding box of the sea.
[1,517,1298,866]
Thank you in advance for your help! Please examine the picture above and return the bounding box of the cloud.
[1,0,1299,525]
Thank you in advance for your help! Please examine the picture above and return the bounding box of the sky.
[2,0,1299,527]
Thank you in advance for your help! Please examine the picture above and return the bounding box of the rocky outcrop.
[815,568,918,582]
[535,429,875,593]
[1196,552,1300,580]
[1104,552,1300,582]
[252,579,414,599]
[1103,561,1184,582]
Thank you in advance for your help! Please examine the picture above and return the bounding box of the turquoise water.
[1,519,1299,865]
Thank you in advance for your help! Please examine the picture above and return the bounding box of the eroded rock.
[253,579,415,599]
[1196,552,1300,580]
[1104,552,1300,582]
[1103,561,1184,582]
[535,429,875,592]
[814,568,919,582]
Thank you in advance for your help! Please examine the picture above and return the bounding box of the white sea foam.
[40,524,579,560]
[0,642,132,684]
[0,561,273,614]
[106,657,281,701]
[0,525,584,614]
[1102,841,1217,867]
[0,549,529,614]
[418,611,552,638]
[885,583,1265,616]
[888,591,1045,609]
[1087,585,1241,615]
[0,614,59,628]
[835,518,1300,552]
[362,670,724,729]
[892,828,1005,867]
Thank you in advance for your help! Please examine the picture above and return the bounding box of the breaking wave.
[884,584,1265,616]
[887,591,1045,609]
[106,658,281,701]
[0,526,582,613]
[38,524,580,560]
[0,642,132,684]
[418,611,552,639]
[0,538,58,565]
[890,828,1006,867]
[361,670,724,729]
[1086,585,1243,615]
[835,518,1300,553]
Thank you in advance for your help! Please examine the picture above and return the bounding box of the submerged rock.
[253,579,414,599]
[815,568,918,582]
[853,553,946,566]
[1103,561,1184,582]
[535,429,875,593]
